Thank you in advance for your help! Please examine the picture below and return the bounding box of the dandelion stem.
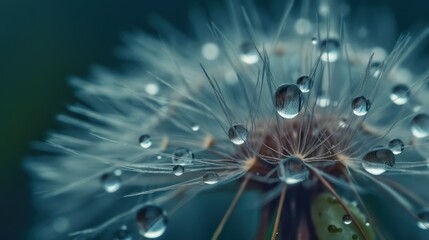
[271,185,287,240]
[211,174,251,240]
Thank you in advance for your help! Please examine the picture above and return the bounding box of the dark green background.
[0,0,428,239]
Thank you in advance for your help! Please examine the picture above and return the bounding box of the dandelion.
[26,0,429,239]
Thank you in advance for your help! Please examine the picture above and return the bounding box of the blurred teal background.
[0,0,428,239]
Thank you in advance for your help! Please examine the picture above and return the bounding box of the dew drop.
[417,209,429,230]
[139,135,152,149]
[316,93,330,107]
[319,39,340,62]
[388,139,404,155]
[239,41,259,64]
[228,124,248,145]
[114,226,132,240]
[274,84,304,119]
[277,157,309,185]
[294,18,312,35]
[369,62,382,78]
[362,148,395,175]
[311,37,318,45]
[172,165,184,176]
[101,172,121,193]
[203,172,219,185]
[390,84,410,105]
[172,147,194,165]
[342,214,352,225]
[351,96,371,116]
[136,205,167,238]
[145,83,159,96]
[191,123,200,132]
[411,114,429,138]
[296,76,313,93]
[327,225,342,233]
[201,42,219,60]
[352,234,359,240]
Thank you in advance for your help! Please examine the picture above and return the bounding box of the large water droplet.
[342,214,352,225]
[275,84,304,119]
[362,148,395,175]
[136,205,167,238]
[411,114,429,138]
[203,172,219,185]
[388,139,404,155]
[239,41,259,64]
[319,39,340,62]
[296,76,313,93]
[139,135,152,149]
[417,209,429,230]
[228,124,248,145]
[277,157,309,185]
[172,147,194,165]
[101,172,121,193]
[351,96,371,116]
[114,226,132,240]
[172,165,184,176]
[390,84,410,105]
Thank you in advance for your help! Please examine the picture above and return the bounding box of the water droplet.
[277,157,309,185]
[239,41,259,64]
[145,83,159,96]
[296,76,313,93]
[342,214,352,225]
[172,165,184,176]
[369,62,382,78]
[172,147,194,165]
[362,148,395,175]
[101,172,121,193]
[351,96,371,116]
[201,42,219,60]
[417,209,429,229]
[228,124,248,145]
[294,18,312,35]
[388,139,404,155]
[327,225,342,233]
[139,135,152,149]
[390,84,410,105]
[319,39,340,62]
[114,226,132,240]
[316,93,330,107]
[365,221,371,227]
[203,172,219,185]
[191,123,200,132]
[136,205,167,238]
[352,234,359,239]
[411,114,429,138]
[311,37,318,45]
[274,84,304,119]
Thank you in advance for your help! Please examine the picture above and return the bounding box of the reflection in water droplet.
[172,147,194,165]
[101,172,121,193]
[136,205,167,238]
[296,76,313,93]
[239,41,259,64]
[277,157,309,185]
[139,135,152,149]
[228,124,248,145]
[311,37,318,45]
[362,148,395,175]
[390,84,410,105]
[203,172,219,184]
[319,39,340,62]
[275,84,304,119]
[351,96,371,116]
[417,209,429,230]
[388,139,404,155]
[342,214,352,225]
[172,165,184,176]
[191,123,200,132]
[411,114,429,138]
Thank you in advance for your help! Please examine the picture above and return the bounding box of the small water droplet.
[388,139,404,155]
[294,18,312,35]
[139,135,152,149]
[228,124,248,145]
[277,157,309,185]
[369,62,382,78]
[352,234,359,239]
[417,209,429,230]
[411,114,429,138]
[296,76,313,93]
[362,148,395,175]
[390,84,410,105]
[316,93,330,107]
[327,225,342,233]
[203,172,219,185]
[172,147,194,165]
[275,84,304,119]
[172,165,184,176]
[240,41,259,64]
[191,123,200,132]
[311,37,318,45]
[157,155,162,160]
[365,221,371,227]
[145,83,159,96]
[136,205,167,238]
[342,214,352,225]
[351,96,371,116]
[101,172,121,193]
[113,226,132,240]
[319,39,340,62]
[201,42,219,60]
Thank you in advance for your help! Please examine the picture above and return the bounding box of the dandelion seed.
[26,0,429,239]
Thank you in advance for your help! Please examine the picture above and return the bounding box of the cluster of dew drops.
[95,34,429,239]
